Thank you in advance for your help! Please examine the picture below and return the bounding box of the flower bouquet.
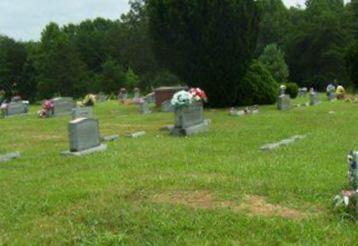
[38,99,54,118]
[171,87,208,108]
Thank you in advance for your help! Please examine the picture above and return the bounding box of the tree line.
[0,0,357,106]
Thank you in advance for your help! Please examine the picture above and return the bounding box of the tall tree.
[147,0,261,106]
[259,43,289,84]
[37,23,86,98]
[0,36,28,98]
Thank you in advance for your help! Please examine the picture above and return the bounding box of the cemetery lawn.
[1,97,358,245]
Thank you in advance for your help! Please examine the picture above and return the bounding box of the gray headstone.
[277,94,291,110]
[174,104,204,128]
[53,97,75,116]
[161,100,174,112]
[171,104,208,136]
[348,151,358,190]
[309,92,320,106]
[328,92,336,101]
[72,107,93,119]
[4,102,27,117]
[139,101,151,115]
[298,87,308,97]
[97,92,108,102]
[143,92,155,104]
[68,118,101,152]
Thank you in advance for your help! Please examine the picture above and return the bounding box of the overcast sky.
[0,0,305,41]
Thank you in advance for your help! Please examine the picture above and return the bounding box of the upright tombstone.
[118,88,128,103]
[52,97,75,116]
[2,101,28,117]
[333,151,358,215]
[97,92,108,102]
[326,84,336,101]
[309,89,320,106]
[133,88,140,100]
[171,103,209,136]
[298,87,308,97]
[143,92,155,104]
[161,100,174,112]
[139,100,151,115]
[63,118,106,156]
[71,107,93,120]
[277,85,290,110]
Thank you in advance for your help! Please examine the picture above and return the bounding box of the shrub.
[237,60,279,106]
[285,82,299,99]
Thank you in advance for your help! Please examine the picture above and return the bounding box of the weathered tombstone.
[277,85,291,110]
[326,84,336,101]
[309,90,320,106]
[333,151,358,216]
[2,101,28,117]
[71,107,93,120]
[277,94,291,110]
[139,101,151,115]
[118,88,128,102]
[133,87,140,99]
[161,100,174,112]
[143,92,155,104]
[171,103,209,136]
[298,87,308,97]
[53,97,75,116]
[62,118,106,156]
[97,92,108,102]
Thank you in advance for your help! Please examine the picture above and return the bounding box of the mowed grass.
[0,96,357,245]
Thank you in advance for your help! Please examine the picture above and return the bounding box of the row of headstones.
[278,88,322,110]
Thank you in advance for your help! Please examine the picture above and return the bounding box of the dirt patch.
[151,191,309,220]
[239,195,308,220]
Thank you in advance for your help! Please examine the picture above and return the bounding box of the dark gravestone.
[161,100,174,112]
[53,97,75,116]
[68,118,101,152]
[309,92,320,106]
[72,107,93,120]
[3,102,28,117]
[171,103,209,136]
[277,94,291,110]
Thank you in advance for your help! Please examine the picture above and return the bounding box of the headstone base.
[62,144,107,157]
[171,119,210,136]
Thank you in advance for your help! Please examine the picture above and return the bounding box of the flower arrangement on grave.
[38,99,54,118]
[333,151,358,217]
[171,88,208,108]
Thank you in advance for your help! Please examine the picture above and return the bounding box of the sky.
[0,0,305,41]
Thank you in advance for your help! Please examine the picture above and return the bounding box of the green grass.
[0,96,357,245]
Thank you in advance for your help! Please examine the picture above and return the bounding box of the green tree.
[0,35,28,98]
[256,0,289,54]
[147,0,261,106]
[37,23,87,98]
[259,43,289,84]
[346,41,358,90]
[238,60,279,105]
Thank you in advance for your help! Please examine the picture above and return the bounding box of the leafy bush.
[285,82,299,99]
[237,60,279,106]
[259,43,289,84]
